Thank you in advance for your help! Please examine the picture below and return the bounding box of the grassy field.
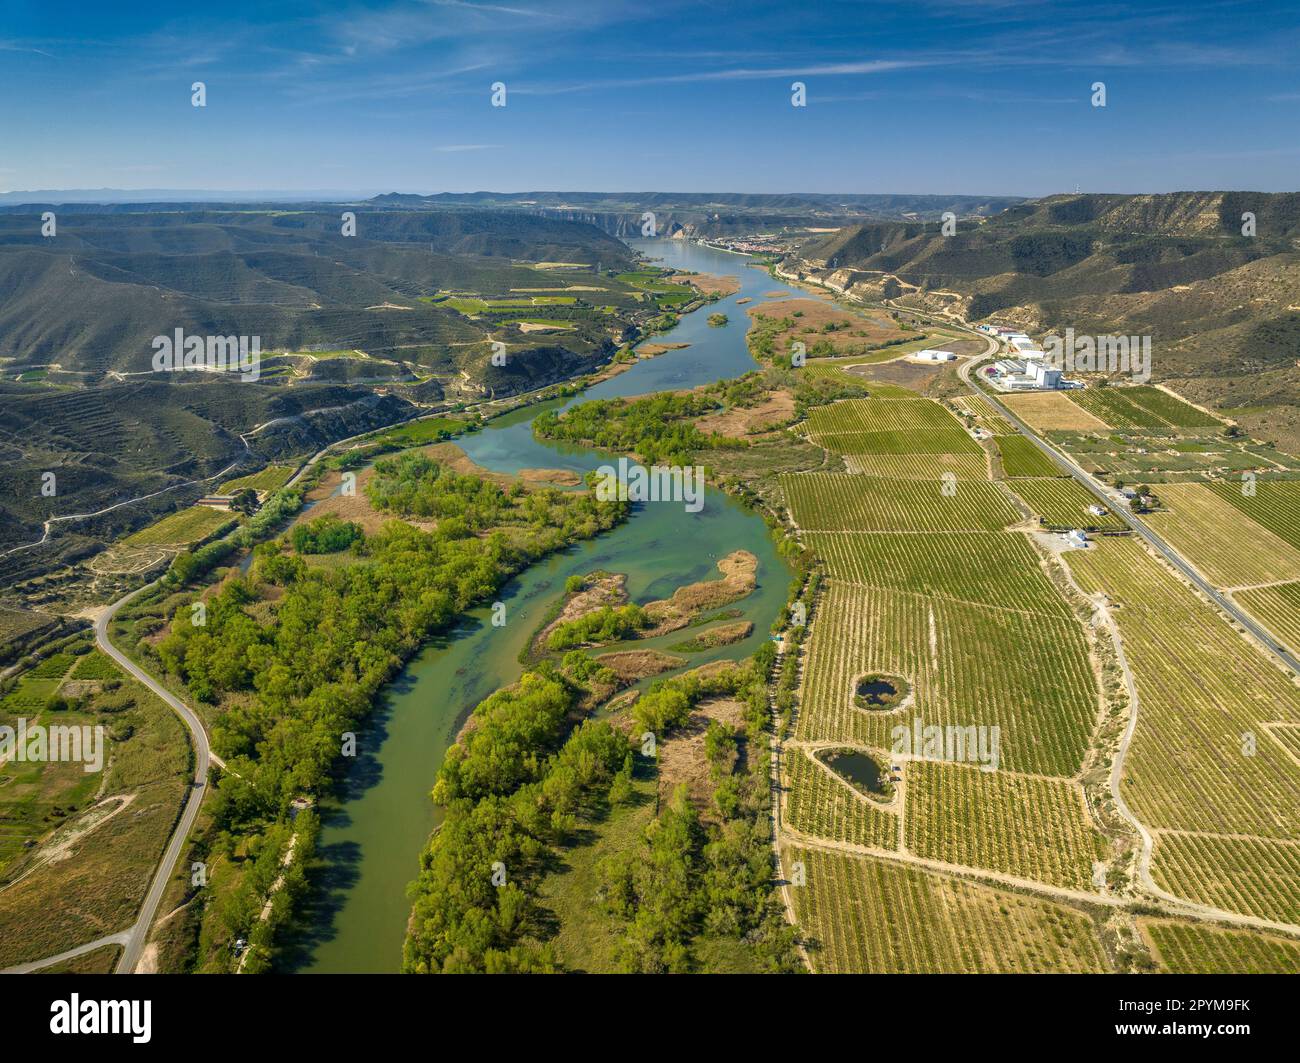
[996,434,1063,477]
[1006,478,1125,530]
[1141,918,1300,973]
[1145,482,1300,588]
[781,473,1020,532]
[365,415,470,448]
[800,531,1072,616]
[797,582,1098,777]
[121,505,235,547]
[782,746,898,849]
[1235,581,1300,655]
[220,465,295,493]
[785,845,1109,973]
[904,761,1106,891]
[0,663,189,968]
[1064,536,1300,919]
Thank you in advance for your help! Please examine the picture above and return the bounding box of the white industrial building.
[989,358,1062,390]
[914,348,956,362]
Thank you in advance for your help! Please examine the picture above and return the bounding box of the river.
[282,239,801,973]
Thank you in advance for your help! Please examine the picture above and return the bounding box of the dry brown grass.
[595,649,687,682]
[695,391,795,436]
[1002,392,1109,432]
[656,697,748,821]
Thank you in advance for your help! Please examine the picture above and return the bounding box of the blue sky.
[1,0,1296,196]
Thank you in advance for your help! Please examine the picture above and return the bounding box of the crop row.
[782,747,898,850]
[781,473,1020,532]
[784,846,1109,973]
[797,583,1098,778]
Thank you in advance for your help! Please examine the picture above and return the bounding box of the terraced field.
[797,583,1097,777]
[1235,582,1300,654]
[904,761,1106,892]
[1145,482,1300,588]
[782,747,898,850]
[1064,537,1300,920]
[1142,918,1300,973]
[1006,478,1125,530]
[800,531,1072,616]
[785,846,1110,973]
[781,473,1020,532]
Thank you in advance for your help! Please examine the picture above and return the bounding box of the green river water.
[283,239,808,972]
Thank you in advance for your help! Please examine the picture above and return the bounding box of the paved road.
[94,588,213,975]
[2,930,133,974]
[955,348,1300,675]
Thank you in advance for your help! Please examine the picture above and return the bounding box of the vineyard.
[781,747,899,850]
[1063,537,1300,920]
[841,452,990,480]
[1006,478,1126,530]
[904,760,1106,892]
[995,434,1063,478]
[1207,479,1300,552]
[1067,385,1220,431]
[1141,918,1300,973]
[220,465,295,493]
[806,397,970,435]
[121,505,236,546]
[800,531,1072,617]
[796,583,1098,777]
[952,394,1016,435]
[780,473,1020,532]
[1236,582,1300,656]
[784,846,1110,973]
[1150,833,1300,925]
[1145,483,1300,587]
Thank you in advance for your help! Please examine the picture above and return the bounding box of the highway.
[954,346,1300,676]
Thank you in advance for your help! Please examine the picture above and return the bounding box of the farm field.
[1144,482,1300,588]
[797,583,1097,777]
[1141,918,1300,973]
[800,531,1072,617]
[1235,582,1300,657]
[1150,833,1300,926]
[995,434,1062,478]
[806,397,969,436]
[781,746,898,850]
[1207,479,1300,552]
[841,452,990,480]
[219,465,295,494]
[120,505,235,547]
[1001,391,1108,432]
[780,473,1020,532]
[904,761,1106,892]
[1006,477,1125,530]
[784,845,1110,973]
[1069,385,1220,431]
[1063,537,1300,919]
[952,394,1016,435]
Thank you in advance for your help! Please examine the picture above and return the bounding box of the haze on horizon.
[1,0,1297,197]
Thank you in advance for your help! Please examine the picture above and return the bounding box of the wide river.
[282,239,805,972]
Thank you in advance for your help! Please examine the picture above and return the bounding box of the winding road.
[94,588,214,975]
